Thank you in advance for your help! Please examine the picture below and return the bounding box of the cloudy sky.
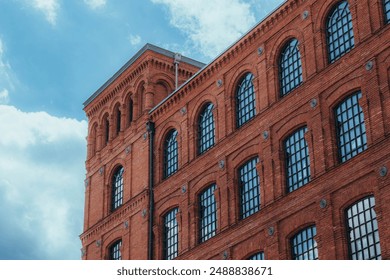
[0,0,285,259]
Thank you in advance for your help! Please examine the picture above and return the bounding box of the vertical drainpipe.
[146,120,155,260]
[174,53,182,89]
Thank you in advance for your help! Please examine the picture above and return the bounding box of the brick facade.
[80,0,390,260]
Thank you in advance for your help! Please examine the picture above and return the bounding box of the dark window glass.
[109,240,122,260]
[163,130,178,178]
[284,127,310,193]
[385,0,390,23]
[346,196,381,260]
[116,107,121,135]
[198,103,215,154]
[291,226,318,260]
[104,117,109,145]
[199,184,217,243]
[163,208,179,260]
[248,252,265,260]
[111,166,124,211]
[335,91,367,163]
[326,1,354,63]
[128,98,133,125]
[279,39,303,96]
[239,157,260,219]
[236,73,256,128]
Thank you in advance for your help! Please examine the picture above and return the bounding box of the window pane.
[327,1,354,63]
[199,184,217,242]
[164,130,179,178]
[384,0,390,23]
[111,166,124,211]
[335,92,367,163]
[346,196,381,260]
[236,73,256,127]
[248,252,265,260]
[291,226,318,260]
[198,103,215,154]
[163,208,179,260]
[280,39,303,96]
[109,240,122,260]
[285,127,310,193]
[239,157,260,219]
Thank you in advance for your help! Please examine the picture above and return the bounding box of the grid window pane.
[385,0,390,23]
[109,240,122,260]
[284,127,310,193]
[326,1,355,63]
[163,208,179,260]
[111,166,124,211]
[164,130,178,178]
[236,73,256,127]
[346,196,381,260]
[248,252,265,260]
[291,226,318,260]
[199,184,217,243]
[198,103,215,154]
[279,39,303,96]
[335,92,367,163]
[239,157,260,219]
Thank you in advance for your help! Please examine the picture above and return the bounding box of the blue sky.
[0,0,284,259]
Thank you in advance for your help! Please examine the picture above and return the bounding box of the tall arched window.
[109,240,122,260]
[326,1,354,63]
[236,72,256,128]
[198,103,215,155]
[238,157,260,219]
[115,105,121,136]
[284,126,310,193]
[163,129,178,178]
[291,226,318,260]
[199,184,217,243]
[334,91,367,163]
[345,196,381,260]
[163,208,179,260]
[128,98,133,126]
[279,38,303,96]
[111,166,124,211]
[384,0,390,23]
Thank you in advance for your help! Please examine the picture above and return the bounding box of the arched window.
[291,226,318,260]
[279,38,303,97]
[345,196,381,260]
[111,166,124,211]
[115,105,121,136]
[103,114,110,145]
[236,73,256,128]
[247,252,265,260]
[109,240,122,260]
[199,184,217,243]
[198,103,215,155]
[128,98,133,126]
[163,208,179,260]
[238,157,260,219]
[163,130,178,178]
[384,0,390,23]
[326,1,355,63]
[334,91,367,163]
[284,126,310,193]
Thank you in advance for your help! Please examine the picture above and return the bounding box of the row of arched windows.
[107,195,381,260]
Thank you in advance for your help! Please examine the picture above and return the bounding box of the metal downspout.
[146,121,155,260]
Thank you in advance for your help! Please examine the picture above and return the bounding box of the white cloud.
[129,34,142,46]
[0,105,87,259]
[84,0,107,10]
[31,0,60,25]
[0,89,9,104]
[151,0,256,58]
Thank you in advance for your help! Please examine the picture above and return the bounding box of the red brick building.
[80,0,390,260]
